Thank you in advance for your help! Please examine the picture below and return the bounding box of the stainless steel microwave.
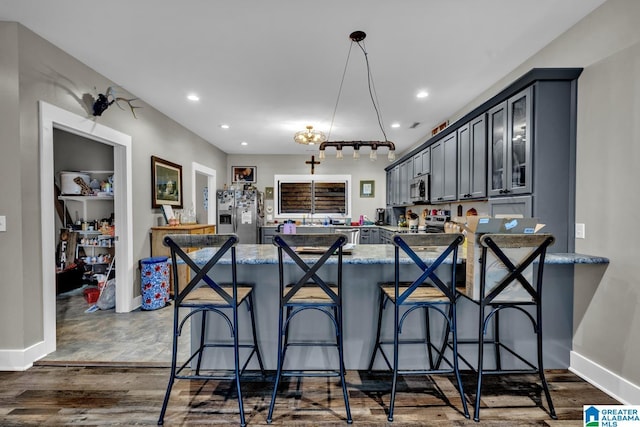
[410,175,430,203]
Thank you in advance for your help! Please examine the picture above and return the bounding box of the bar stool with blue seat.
[267,232,352,424]
[157,233,264,427]
[458,233,556,422]
[368,232,469,421]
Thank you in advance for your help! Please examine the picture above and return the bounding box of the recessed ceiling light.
[416,91,429,99]
[187,94,200,101]
[220,124,230,129]
[391,122,401,128]
[240,141,248,146]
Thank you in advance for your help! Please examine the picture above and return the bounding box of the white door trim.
[39,101,135,357]
[191,162,217,226]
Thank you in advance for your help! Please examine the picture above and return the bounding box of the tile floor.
[40,286,188,366]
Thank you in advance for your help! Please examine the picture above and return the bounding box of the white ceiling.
[1,0,606,157]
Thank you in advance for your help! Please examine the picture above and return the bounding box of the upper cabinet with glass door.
[487,87,532,197]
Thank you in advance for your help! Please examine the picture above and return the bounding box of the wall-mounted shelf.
[58,195,114,228]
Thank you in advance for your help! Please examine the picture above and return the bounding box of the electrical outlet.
[0,215,6,232]
[575,223,585,239]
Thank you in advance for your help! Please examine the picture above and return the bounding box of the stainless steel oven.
[409,175,429,203]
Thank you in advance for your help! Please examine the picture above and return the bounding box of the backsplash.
[390,200,489,226]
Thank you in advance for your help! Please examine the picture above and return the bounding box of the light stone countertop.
[187,244,609,266]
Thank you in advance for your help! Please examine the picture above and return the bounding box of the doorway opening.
[53,129,115,297]
[192,162,217,226]
[39,101,134,357]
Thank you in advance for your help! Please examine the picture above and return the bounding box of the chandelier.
[317,30,396,161]
[294,125,327,145]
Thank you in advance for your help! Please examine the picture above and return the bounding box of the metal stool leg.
[474,302,486,422]
[424,305,435,369]
[536,304,557,419]
[450,302,470,418]
[157,304,180,425]
[232,305,247,427]
[388,301,400,422]
[267,305,286,423]
[368,289,386,371]
[195,310,208,375]
[494,309,502,371]
[246,292,265,374]
[337,307,352,424]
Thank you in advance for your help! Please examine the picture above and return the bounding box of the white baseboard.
[570,351,640,404]
[0,340,47,371]
[1,296,142,371]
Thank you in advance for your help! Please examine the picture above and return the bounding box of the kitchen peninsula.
[185,243,608,371]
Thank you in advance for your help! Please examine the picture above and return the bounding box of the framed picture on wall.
[151,156,183,208]
[360,180,375,198]
[232,166,257,183]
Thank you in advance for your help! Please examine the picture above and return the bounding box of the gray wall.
[0,22,24,349]
[0,22,227,351]
[449,0,640,390]
[226,154,388,221]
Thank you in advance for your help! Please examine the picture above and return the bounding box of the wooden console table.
[150,224,216,294]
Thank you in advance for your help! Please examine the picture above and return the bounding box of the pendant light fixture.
[294,125,327,145]
[317,30,396,161]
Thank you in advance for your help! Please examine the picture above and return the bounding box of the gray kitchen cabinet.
[398,159,411,205]
[296,226,334,234]
[412,153,421,178]
[387,165,400,206]
[489,195,532,217]
[359,227,380,244]
[379,228,393,244]
[261,225,336,244]
[430,132,457,203]
[488,87,532,197]
[386,170,393,206]
[458,114,487,200]
[260,226,277,244]
[385,69,581,252]
[388,157,419,206]
[412,147,431,178]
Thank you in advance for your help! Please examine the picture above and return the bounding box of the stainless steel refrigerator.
[216,189,258,244]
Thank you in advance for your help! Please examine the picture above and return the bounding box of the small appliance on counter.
[420,211,451,233]
[407,211,419,231]
[375,208,386,225]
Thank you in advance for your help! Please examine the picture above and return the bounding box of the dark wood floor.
[16,288,617,425]
[0,366,618,426]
